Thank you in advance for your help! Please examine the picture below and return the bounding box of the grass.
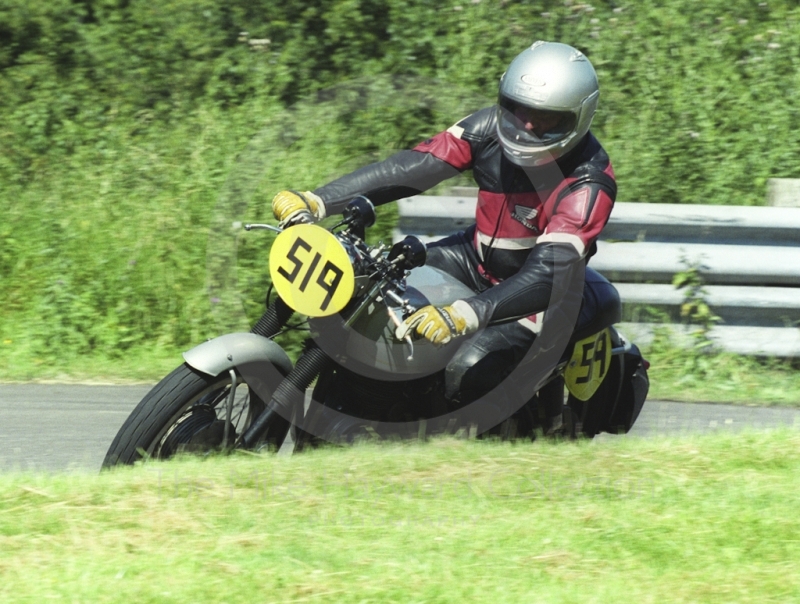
[0,340,182,385]
[644,345,800,407]
[1,432,799,602]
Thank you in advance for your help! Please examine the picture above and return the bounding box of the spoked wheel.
[102,363,288,468]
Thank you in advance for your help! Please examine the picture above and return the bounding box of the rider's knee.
[444,339,511,405]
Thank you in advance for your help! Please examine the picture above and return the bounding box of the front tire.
[102,363,287,467]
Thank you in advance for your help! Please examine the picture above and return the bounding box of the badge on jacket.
[511,205,539,231]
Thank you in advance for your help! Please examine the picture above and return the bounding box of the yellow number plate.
[564,328,612,402]
[269,224,355,317]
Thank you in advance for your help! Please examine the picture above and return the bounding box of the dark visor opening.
[498,96,576,144]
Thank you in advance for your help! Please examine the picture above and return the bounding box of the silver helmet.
[496,41,599,167]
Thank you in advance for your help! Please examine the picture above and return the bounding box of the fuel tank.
[309,265,475,379]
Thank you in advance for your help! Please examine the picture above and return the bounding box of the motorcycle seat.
[569,266,622,344]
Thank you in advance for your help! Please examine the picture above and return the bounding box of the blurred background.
[1,0,798,385]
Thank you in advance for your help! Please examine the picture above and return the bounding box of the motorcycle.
[103,197,649,467]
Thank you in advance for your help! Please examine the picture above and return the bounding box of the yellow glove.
[271,190,326,226]
[395,300,479,346]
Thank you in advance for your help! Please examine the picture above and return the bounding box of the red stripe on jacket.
[413,132,473,171]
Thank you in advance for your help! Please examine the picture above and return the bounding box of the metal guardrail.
[393,195,800,357]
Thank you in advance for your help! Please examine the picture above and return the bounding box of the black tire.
[102,363,287,468]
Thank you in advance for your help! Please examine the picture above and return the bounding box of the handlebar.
[245,197,425,360]
[244,223,283,233]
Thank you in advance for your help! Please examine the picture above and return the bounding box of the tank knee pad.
[444,331,516,404]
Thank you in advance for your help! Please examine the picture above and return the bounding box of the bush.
[3,0,800,367]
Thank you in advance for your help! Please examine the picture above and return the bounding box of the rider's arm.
[462,180,616,327]
[312,108,494,216]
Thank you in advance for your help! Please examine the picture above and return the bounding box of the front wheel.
[102,363,288,468]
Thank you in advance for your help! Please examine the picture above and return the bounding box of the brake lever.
[244,223,283,233]
[386,306,415,362]
[383,289,417,361]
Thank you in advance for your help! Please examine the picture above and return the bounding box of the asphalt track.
[1,384,799,472]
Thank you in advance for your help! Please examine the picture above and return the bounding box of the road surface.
[1,384,798,472]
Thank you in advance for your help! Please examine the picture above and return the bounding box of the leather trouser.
[425,227,541,408]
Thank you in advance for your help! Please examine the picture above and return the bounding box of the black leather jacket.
[314,106,617,327]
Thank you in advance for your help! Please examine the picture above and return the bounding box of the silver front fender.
[183,333,293,377]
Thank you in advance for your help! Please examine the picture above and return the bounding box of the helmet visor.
[497,96,577,145]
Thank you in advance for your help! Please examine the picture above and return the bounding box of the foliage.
[672,255,722,356]
[673,264,720,334]
[3,0,800,374]
[643,340,800,406]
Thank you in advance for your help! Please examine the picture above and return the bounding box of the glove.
[271,190,326,226]
[395,300,479,346]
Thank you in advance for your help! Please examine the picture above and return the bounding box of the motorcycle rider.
[271,41,616,423]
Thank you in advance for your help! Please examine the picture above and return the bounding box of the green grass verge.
[0,340,182,385]
[2,433,799,602]
[644,345,800,407]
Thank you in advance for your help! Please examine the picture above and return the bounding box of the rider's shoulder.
[566,132,614,176]
[450,107,497,143]
[556,132,617,199]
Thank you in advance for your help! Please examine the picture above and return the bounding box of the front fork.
[251,296,294,339]
[240,297,332,449]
